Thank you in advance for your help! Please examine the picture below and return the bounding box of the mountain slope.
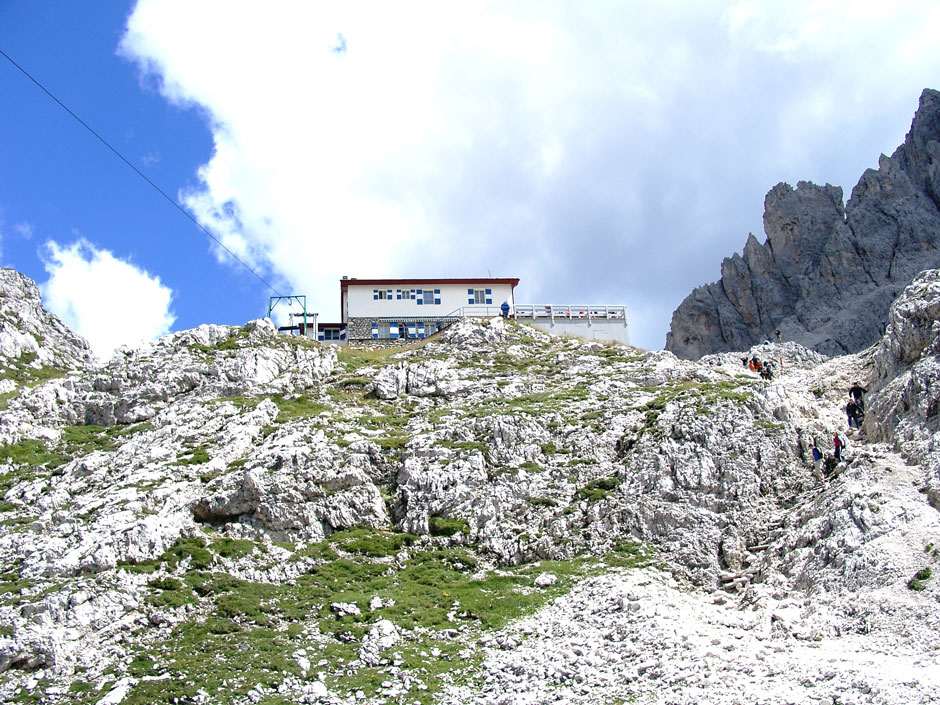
[0,269,937,705]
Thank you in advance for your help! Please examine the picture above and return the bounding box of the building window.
[376,322,391,338]
[473,289,486,304]
[319,328,346,340]
[374,289,392,300]
[422,290,434,305]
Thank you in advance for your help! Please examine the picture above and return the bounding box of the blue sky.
[2,1,940,358]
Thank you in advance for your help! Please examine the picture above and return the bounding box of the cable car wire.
[0,47,280,295]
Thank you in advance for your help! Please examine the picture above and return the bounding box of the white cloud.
[40,239,176,359]
[118,0,940,348]
[13,222,33,240]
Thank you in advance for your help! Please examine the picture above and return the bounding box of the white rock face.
[0,268,95,371]
[866,268,940,508]
[358,619,399,667]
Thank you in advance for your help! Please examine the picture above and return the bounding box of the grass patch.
[174,445,210,466]
[0,351,66,390]
[908,567,933,591]
[428,516,470,537]
[440,440,488,453]
[121,536,215,574]
[362,413,410,430]
[211,537,256,560]
[329,526,419,557]
[272,394,331,422]
[374,435,409,450]
[541,442,570,455]
[116,531,655,705]
[0,438,66,469]
[0,569,33,607]
[577,476,622,501]
[337,346,407,373]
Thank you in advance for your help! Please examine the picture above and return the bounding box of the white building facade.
[338,277,519,343]
[314,276,630,346]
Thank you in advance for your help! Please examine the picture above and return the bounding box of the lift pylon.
[267,295,315,337]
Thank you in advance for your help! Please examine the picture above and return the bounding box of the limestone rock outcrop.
[863,268,940,507]
[0,268,95,375]
[667,88,940,359]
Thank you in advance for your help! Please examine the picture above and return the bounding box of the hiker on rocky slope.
[811,442,823,481]
[846,398,862,429]
[850,381,867,411]
[834,432,847,461]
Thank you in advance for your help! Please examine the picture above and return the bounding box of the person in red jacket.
[834,432,847,461]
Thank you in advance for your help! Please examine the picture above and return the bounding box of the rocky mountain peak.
[667,87,940,360]
[0,268,95,373]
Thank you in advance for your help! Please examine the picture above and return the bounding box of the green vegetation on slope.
[96,529,655,705]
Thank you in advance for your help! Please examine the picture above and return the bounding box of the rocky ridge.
[0,268,95,406]
[666,88,940,359]
[0,268,937,704]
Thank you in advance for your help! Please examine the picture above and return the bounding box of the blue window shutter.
[390,324,399,339]
[396,290,401,300]
[434,289,441,305]
[340,328,346,339]
[373,290,378,300]
[485,289,491,295]
[318,333,324,341]
[387,289,392,299]
[371,323,378,339]
[486,296,493,304]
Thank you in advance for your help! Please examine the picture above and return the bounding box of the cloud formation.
[119,1,940,347]
[40,239,176,359]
